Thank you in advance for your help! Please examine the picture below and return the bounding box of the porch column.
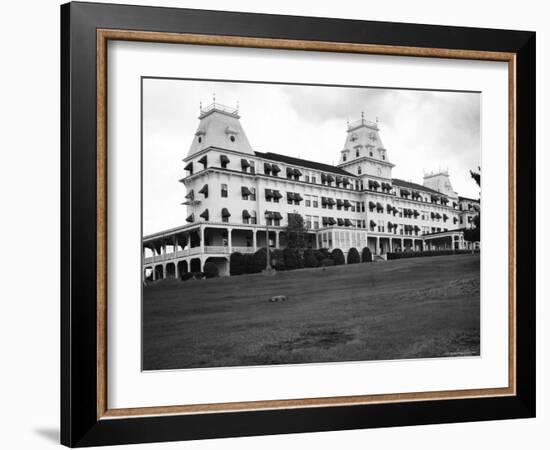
[162,263,167,279]
[152,267,157,281]
[173,235,178,257]
[376,237,380,255]
[253,230,257,251]
[401,238,404,251]
[175,261,180,280]
[200,226,205,253]
[275,231,280,249]
[228,228,233,253]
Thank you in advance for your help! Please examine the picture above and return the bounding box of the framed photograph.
[61,2,536,447]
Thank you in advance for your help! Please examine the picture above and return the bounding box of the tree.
[362,247,373,263]
[464,167,481,250]
[203,262,219,278]
[347,247,360,264]
[230,252,245,275]
[285,213,308,249]
[304,249,319,268]
[331,248,345,265]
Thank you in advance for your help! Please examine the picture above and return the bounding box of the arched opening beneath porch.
[190,258,202,273]
[153,265,164,280]
[177,260,188,278]
[166,262,176,279]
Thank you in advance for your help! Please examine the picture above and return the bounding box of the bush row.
[386,249,478,260]
[229,246,374,276]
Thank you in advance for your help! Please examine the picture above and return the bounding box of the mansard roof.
[391,178,444,196]
[458,195,480,203]
[254,151,355,177]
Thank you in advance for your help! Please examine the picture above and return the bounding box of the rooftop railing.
[347,117,378,130]
[200,102,239,116]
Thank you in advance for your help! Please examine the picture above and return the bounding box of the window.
[358,166,362,175]
[343,155,347,162]
[305,215,312,229]
[305,175,310,182]
[242,159,254,173]
[312,196,319,208]
[221,184,228,198]
[222,215,229,223]
[370,151,373,157]
[312,176,317,184]
[305,195,311,207]
[378,220,385,233]
[382,155,385,160]
[230,135,235,142]
[250,187,256,201]
[251,211,257,224]
[313,217,319,229]
[356,149,360,157]
[398,207,403,217]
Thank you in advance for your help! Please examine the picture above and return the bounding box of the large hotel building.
[144,101,480,279]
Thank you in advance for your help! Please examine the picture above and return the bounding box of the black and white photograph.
[141,79,482,371]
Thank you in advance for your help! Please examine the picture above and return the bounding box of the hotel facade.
[144,102,480,279]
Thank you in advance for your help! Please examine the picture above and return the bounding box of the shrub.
[244,253,257,274]
[386,249,476,260]
[230,252,245,275]
[181,272,194,281]
[320,258,335,267]
[283,247,299,270]
[271,249,286,271]
[296,251,305,269]
[303,249,319,268]
[331,248,345,265]
[252,248,268,273]
[203,262,219,278]
[192,272,205,279]
[347,247,360,264]
[316,248,332,262]
[361,247,373,263]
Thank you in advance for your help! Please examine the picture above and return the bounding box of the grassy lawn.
[143,254,480,370]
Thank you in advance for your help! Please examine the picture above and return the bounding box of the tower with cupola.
[337,113,394,183]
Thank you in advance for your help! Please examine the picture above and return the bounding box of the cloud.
[142,78,480,234]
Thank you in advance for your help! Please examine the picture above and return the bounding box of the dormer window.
[369,151,373,157]
[343,155,347,162]
[225,126,238,143]
[358,166,362,175]
[198,136,202,143]
[356,149,360,157]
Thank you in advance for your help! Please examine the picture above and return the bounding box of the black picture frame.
[61,2,536,447]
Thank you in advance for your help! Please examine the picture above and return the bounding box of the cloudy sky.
[143,78,480,235]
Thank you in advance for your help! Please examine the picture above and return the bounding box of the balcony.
[143,245,256,264]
